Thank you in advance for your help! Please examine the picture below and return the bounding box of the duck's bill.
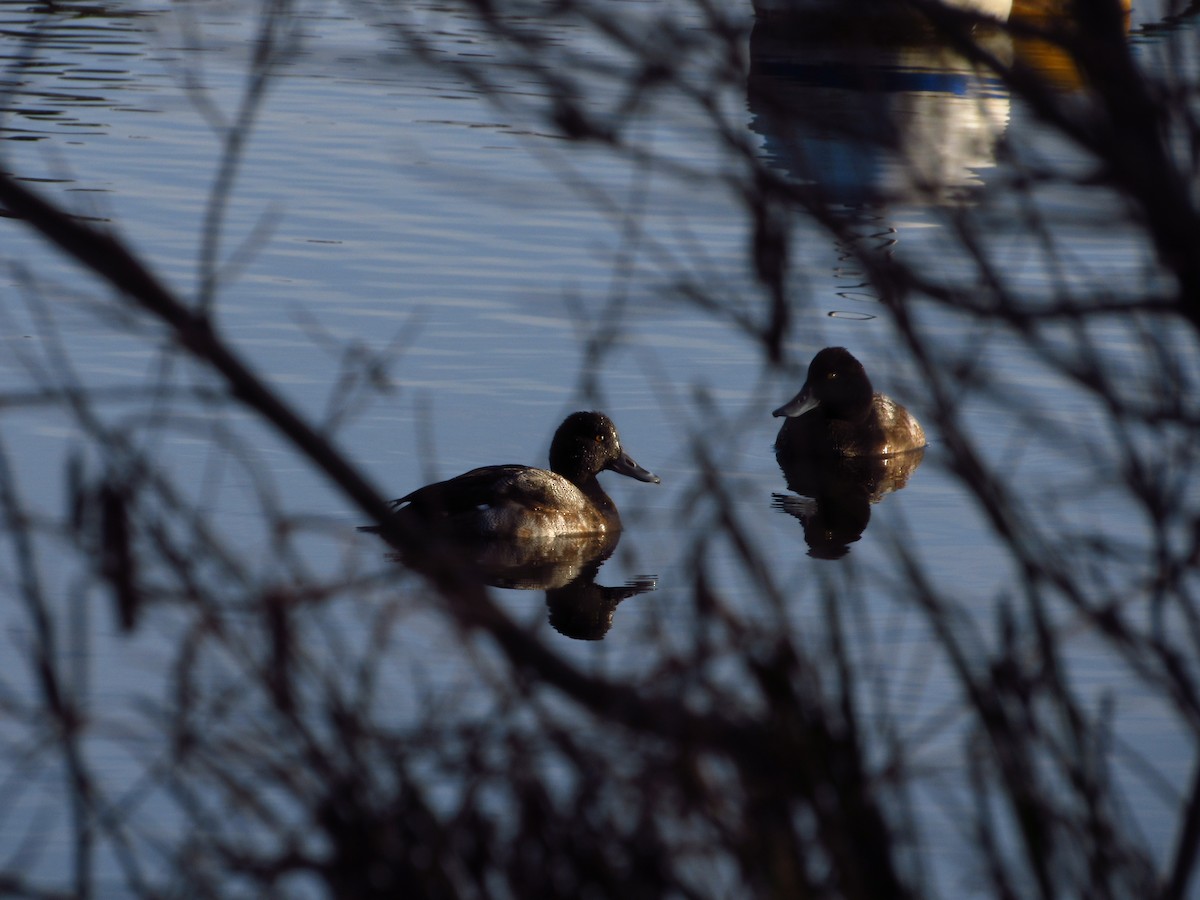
[772,385,819,418]
[610,451,661,484]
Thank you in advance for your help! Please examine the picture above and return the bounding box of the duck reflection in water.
[479,532,656,641]
[772,347,925,558]
[361,410,660,638]
[469,530,657,641]
[369,525,658,641]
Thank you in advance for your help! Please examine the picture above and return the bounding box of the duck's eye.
[826,371,838,380]
[595,434,606,444]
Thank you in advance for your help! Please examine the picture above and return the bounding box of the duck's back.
[776,393,925,458]
[397,464,613,538]
[870,394,926,456]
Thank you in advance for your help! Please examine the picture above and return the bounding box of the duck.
[773,347,926,458]
[363,411,659,541]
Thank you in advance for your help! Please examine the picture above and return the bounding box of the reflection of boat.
[1008,0,1133,92]
[747,12,1012,208]
[368,529,657,640]
[746,0,1134,207]
[773,449,924,558]
[752,0,1013,28]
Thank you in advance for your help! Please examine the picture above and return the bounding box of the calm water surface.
[0,0,1194,890]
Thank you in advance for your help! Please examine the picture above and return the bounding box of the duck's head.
[549,411,660,486]
[772,347,874,421]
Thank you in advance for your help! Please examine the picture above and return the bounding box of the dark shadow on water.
[366,528,658,640]
[773,448,925,558]
[545,564,657,641]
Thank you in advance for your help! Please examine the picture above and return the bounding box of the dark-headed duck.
[773,347,926,458]
[365,411,659,540]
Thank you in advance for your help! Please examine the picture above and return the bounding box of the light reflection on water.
[0,0,1195,889]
